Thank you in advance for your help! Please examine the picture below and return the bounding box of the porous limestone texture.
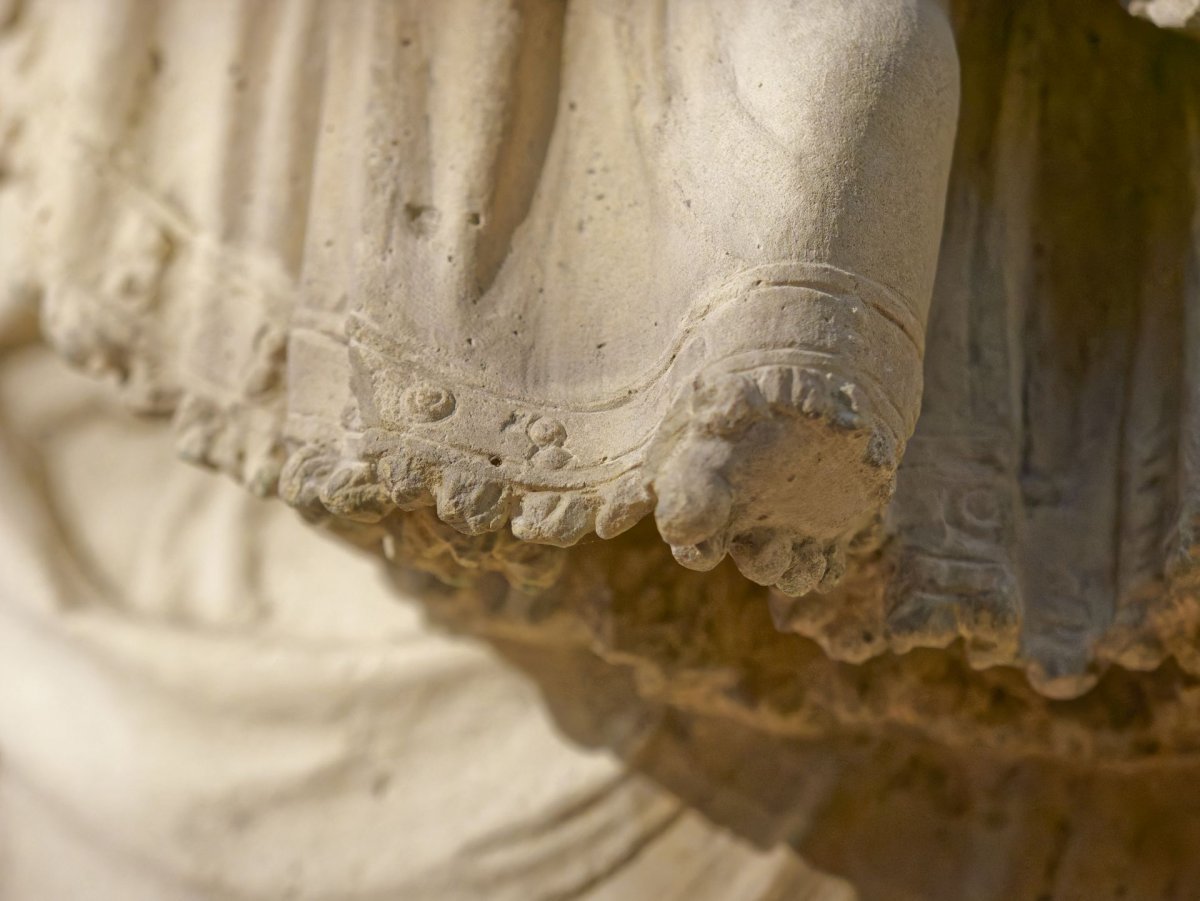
[8,0,1200,897]
[3,0,1192,700]
[2,0,960,600]
[0,342,856,901]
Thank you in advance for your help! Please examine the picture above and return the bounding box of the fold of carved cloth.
[2,0,959,586]
[6,0,1200,700]
[0,349,854,901]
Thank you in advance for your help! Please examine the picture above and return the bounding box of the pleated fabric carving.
[5,0,959,597]
[12,0,1200,717]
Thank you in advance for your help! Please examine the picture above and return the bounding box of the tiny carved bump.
[797,374,837,419]
[729,528,793,585]
[755,366,794,405]
[694,376,768,437]
[1024,651,1100,702]
[403,383,455,422]
[279,444,339,513]
[435,464,512,535]
[377,450,436,510]
[533,445,572,470]
[671,534,729,572]
[594,472,655,539]
[654,459,733,548]
[836,382,862,413]
[776,540,827,597]
[319,460,393,523]
[528,417,567,447]
[102,216,173,311]
[243,445,284,498]
[40,285,127,379]
[245,324,288,398]
[1100,605,1171,673]
[511,492,596,547]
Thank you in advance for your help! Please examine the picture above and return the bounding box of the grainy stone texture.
[3,0,960,596]
[6,0,1200,898]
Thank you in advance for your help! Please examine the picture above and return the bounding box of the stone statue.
[6,0,1200,899]
[17,0,958,593]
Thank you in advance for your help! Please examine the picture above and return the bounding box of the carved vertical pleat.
[883,0,1032,671]
[34,0,175,408]
[349,1,566,344]
[1178,92,1200,580]
[284,5,376,441]
[165,1,326,490]
[878,0,1200,696]
[1117,79,1200,674]
[244,1,326,277]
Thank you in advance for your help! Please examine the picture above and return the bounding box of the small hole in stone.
[489,456,502,467]
[467,212,481,226]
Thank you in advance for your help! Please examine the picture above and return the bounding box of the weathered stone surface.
[8,0,1200,898]
[2,0,959,598]
[12,0,1200,700]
